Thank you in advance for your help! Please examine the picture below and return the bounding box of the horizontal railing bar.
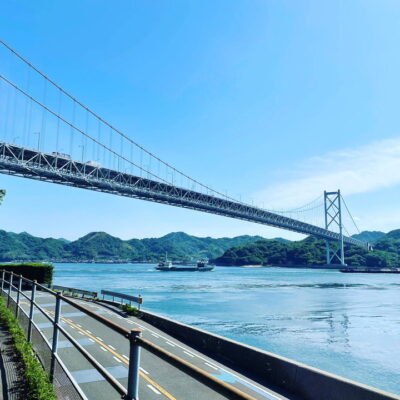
[5,278,34,303]
[24,311,89,400]
[101,289,142,304]
[31,300,56,324]
[53,285,97,297]
[17,288,32,302]
[36,282,58,295]
[62,296,130,338]
[57,323,127,396]
[54,354,89,400]
[0,272,125,399]
[139,337,256,400]
[0,270,262,399]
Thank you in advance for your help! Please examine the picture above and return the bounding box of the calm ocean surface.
[54,263,400,395]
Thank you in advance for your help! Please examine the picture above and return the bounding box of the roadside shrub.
[119,303,141,317]
[0,263,53,284]
[0,297,56,400]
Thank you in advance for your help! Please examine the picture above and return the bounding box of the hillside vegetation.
[0,231,262,262]
[2,228,400,267]
[214,230,400,267]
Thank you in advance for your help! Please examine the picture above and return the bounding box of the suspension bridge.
[0,41,368,264]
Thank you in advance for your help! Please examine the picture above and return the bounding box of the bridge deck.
[0,142,366,248]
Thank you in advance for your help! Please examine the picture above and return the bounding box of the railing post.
[27,280,36,343]
[1,270,5,292]
[50,293,62,379]
[127,329,142,400]
[7,272,13,306]
[16,274,22,317]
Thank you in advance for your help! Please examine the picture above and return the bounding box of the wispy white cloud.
[256,137,400,209]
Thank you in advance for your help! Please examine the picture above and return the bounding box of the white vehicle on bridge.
[85,160,101,168]
[51,151,71,160]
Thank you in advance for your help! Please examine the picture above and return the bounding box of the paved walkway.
[0,323,26,400]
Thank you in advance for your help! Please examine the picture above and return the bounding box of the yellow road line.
[47,310,176,400]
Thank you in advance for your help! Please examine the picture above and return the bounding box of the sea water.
[53,263,400,395]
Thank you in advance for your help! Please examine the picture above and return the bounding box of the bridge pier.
[324,190,345,266]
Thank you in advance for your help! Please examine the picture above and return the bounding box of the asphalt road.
[14,290,290,400]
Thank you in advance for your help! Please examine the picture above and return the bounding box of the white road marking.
[205,362,219,371]
[76,324,82,327]
[89,339,95,343]
[166,341,175,347]
[109,345,116,350]
[96,337,103,342]
[86,330,92,334]
[78,331,84,335]
[91,301,280,399]
[140,367,149,375]
[113,356,122,363]
[123,319,280,399]
[122,355,129,360]
[147,384,160,394]
[184,351,195,358]
[100,347,107,352]
[151,333,160,338]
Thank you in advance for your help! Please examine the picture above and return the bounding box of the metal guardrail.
[0,270,256,400]
[0,270,137,400]
[101,289,142,309]
[52,284,98,298]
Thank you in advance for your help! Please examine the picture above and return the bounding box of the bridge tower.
[324,190,345,265]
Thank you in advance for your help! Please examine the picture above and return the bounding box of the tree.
[0,190,5,205]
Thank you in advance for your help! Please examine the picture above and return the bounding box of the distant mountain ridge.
[0,230,264,262]
[351,231,385,244]
[2,229,398,267]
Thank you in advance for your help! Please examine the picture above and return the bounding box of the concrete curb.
[138,309,400,400]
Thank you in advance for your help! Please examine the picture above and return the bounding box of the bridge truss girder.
[0,142,368,249]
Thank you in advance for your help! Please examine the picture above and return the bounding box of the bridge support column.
[324,190,345,266]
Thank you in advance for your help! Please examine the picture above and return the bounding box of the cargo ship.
[155,259,214,272]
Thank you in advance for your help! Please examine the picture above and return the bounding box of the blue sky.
[1,0,400,240]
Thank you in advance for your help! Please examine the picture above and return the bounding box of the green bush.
[0,263,53,284]
[119,303,141,317]
[0,297,56,400]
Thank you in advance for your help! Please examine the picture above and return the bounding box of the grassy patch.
[0,297,56,400]
[119,303,141,317]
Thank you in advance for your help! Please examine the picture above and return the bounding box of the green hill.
[214,230,400,268]
[351,231,385,244]
[3,228,400,267]
[0,230,263,262]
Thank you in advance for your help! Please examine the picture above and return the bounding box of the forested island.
[1,229,400,267]
[214,230,400,267]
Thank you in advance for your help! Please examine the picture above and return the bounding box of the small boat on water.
[155,258,214,272]
[156,252,173,270]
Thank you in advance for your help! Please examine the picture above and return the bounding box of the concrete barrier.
[139,310,400,400]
